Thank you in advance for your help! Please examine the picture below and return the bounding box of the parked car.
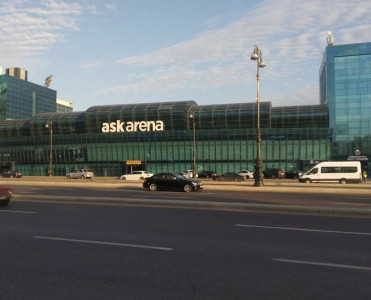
[286,169,304,179]
[0,186,12,206]
[2,170,23,178]
[175,172,187,178]
[143,172,203,192]
[213,172,246,182]
[181,170,198,178]
[66,169,94,179]
[238,170,254,179]
[120,171,153,180]
[197,171,218,178]
[263,168,286,179]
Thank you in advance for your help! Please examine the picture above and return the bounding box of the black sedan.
[198,171,218,178]
[286,170,304,179]
[143,172,203,192]
[2,170,23,178]
[213,172,246,182]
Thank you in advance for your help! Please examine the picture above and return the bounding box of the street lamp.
[251,45,266,187]
[190,113,197,178]
[45,121,53,176]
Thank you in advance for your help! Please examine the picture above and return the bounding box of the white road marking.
[0,209,35,214]
[337,202,370,206]
[33,236,173,251]
[235,224,371,236]
[273,258,371,271]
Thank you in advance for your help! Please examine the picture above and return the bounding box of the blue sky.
[1,0,371,111]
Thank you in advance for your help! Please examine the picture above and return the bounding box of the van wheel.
[149,183,157,191]
[183,184,192,192]
[339,179,347,184]
[304,178,311,183]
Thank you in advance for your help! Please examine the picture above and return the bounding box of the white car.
[66,169,94,179]
[238,170,254,179]
[182,170,198,178]
[120,171,153,180]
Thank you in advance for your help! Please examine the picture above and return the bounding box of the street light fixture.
[251,45,266,187]
[45,121,53,176]
[190,113,197,178]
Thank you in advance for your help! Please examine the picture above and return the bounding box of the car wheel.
[80,175,85,179]
[122,177,127,180]
[140,177,144,180]
[0,198,10,206]
[67,175,72,179]
[304,178,311,183]
[183,184,192,192]
[149,183,157,191]
[339,179,347,184]
[271,174,276,179]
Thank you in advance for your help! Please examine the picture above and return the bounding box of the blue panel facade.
[320,42,371,160]
[0,75,56,121]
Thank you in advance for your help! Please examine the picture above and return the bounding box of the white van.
[299,161,362,184]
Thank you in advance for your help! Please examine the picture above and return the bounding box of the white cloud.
[1,0,371,108]
[103,0,371,107]
[0,0,82,59]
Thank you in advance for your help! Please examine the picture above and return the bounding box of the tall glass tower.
[320,42,371,160]
[0,73,56,121]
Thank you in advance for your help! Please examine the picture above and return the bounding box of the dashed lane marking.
[235,224,371,236]
[33,236,173,251]
[273,258,371,271]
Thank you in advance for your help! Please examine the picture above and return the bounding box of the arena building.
[0,41,370,177]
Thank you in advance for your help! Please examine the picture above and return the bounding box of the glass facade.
[320,42,371,160]
[0,74,56,121]
[0,101,331,176]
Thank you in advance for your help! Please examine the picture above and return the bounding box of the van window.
[321,166,357,173]
[321,167,340,173]
[308,168,318,175]
[340,167,357,173]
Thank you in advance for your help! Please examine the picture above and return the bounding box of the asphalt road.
[1,201,370,299]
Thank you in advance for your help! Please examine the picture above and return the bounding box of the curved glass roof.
[0,100,329,138]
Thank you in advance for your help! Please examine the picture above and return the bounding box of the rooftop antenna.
[327,31,334,46]
[44,75,53,88]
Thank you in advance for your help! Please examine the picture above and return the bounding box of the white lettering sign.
[101,120,164,133]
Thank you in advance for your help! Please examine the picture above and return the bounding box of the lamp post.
[251,45,266,187]
[45,121,53,176]
[190,113,197,178]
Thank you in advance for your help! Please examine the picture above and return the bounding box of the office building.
[57,99,74,112]
[0,69,57,121]
[320,42,371,161]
